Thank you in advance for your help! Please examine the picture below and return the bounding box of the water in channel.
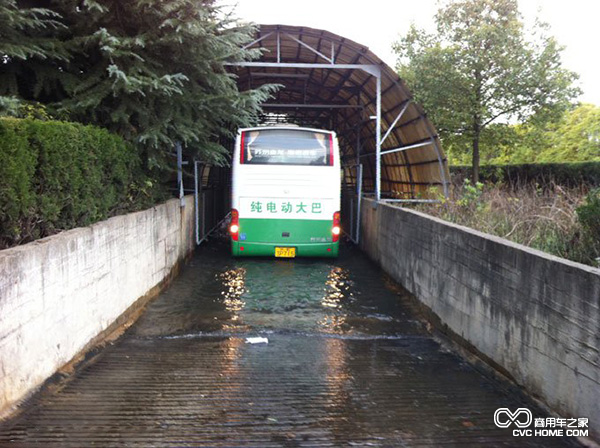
[0,239,581,447]
[132,239,423,340]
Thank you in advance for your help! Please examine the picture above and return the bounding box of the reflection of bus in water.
[230,126,341,258]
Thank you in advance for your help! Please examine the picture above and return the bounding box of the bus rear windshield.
[241,129,333,166]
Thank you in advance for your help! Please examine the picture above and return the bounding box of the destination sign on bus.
[241,129,333,166]
[251,148,320,158]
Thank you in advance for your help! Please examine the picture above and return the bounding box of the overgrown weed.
[415,181,600,267]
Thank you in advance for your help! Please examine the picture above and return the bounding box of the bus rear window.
[241,129,333,166]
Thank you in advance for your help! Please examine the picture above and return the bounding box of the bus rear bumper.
[231,241,339,258]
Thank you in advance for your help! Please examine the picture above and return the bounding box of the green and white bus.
[230,126,341,258]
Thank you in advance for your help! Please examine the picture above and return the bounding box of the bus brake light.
[230,209,239,241]
[332,211,341,242]
[329,133,334,165]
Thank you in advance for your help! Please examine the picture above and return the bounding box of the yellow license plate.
[275,247,296,258]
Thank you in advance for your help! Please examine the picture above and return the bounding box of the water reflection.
[133,242,424,338]
[219,267,246,313]
[217,261,363,334]
[321,267,352,309]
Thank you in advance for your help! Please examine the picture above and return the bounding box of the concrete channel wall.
[0,196,196,417]
[360,198,600,439]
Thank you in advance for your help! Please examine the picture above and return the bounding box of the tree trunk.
[472,122,480,184]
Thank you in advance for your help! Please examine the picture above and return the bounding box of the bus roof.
[238,126,336,136]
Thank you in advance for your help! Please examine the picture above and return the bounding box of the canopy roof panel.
[227,24,450,200]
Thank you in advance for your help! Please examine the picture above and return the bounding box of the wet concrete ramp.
[0,242,580,447]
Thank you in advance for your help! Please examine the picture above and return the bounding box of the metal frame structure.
[228,55,386,200]
[193,161,231,246]
[174,150,232,246]
[227,26,450,206]
[341,163,363,244]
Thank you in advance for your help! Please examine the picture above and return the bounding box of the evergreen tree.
[5,0,276,165]
[0,0,67,114]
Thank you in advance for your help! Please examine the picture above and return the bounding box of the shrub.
[576,189,600,264]
[577,189,600,238]
[450,162,600,189]
[0,118,158,249]
[415,182,599,267]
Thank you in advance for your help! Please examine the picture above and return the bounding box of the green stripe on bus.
[237,218,334,244]
[231,218,339,257]
[232,241,339,258]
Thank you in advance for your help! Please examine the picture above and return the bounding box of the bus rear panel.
[230,127,341,258]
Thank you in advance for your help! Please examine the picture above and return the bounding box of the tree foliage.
[538,103,600,162]
[0,1,66,61]
[394,0,580,181]
[445,104,600,165]
[1,0,276,166]
[0,0,68,115]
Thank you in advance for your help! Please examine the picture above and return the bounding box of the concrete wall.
[0,196,196,417]
[360,198,600,439]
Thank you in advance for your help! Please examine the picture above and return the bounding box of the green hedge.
[0,118,146,249]
[450,162,600,188]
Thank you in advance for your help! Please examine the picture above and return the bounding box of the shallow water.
[0,239,581,447]
[132,239,424,339]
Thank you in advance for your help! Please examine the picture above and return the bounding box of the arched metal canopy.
[227,24,450,202]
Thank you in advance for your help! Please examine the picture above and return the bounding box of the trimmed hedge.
[450,162,600,188]
[0,118,145,249]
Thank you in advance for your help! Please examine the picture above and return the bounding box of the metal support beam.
[276,31,281,63]
[262,103,363,109]
[356,121,361,167]
[381,100,410,145]
[382,199,442,204]
[383,76,451,200]
[283,32,333,63]
[375,75,382,201]
[379,139,434,156]
[426,126,450,199]
[356,164,363,244]
[176,141,185,207]
[225,62,381,78]
[242,31,274,50]
[250,72,309,79]
[194,160,201,245]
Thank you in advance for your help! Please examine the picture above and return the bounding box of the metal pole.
[176,142,185,207]
[356,164,363,244]
[375,74,382,202]
[194,161,200,245]
[194,160,204,246]
[355,121,361,168]
[202,190,206,238]
[382,198,441,203]
[350,197,354,242]
[276,31,281,63]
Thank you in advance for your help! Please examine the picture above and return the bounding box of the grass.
[413,181,600,267]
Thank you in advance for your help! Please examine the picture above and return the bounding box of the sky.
[232,0,600,106]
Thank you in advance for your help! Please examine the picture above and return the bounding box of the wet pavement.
[0,240,582,447]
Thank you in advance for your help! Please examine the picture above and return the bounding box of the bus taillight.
[332,211,341,242]
[329,133,334,165]
[230,209,239,241]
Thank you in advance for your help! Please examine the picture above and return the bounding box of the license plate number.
[275,247,296,258]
